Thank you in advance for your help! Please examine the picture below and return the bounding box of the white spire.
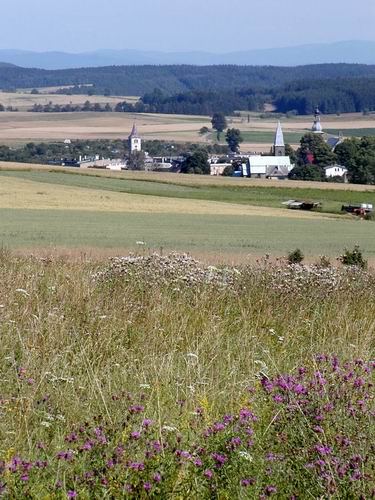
[274,121,285,147]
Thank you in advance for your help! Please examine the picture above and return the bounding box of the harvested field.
[0,110,373,148]
[0,175,330,219]
[0,91,138,110]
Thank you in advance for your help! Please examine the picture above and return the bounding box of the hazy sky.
[3,0,375,52]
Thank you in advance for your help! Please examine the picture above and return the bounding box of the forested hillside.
[113,77,375,116]
[1,63,375,94]
[1,63,375,115]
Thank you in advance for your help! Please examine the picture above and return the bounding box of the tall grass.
[0,251,374,497]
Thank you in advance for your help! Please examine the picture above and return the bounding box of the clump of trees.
[288,132,375,185]
[289,133,336,181]
[211,113,227,140]
[225,128,243,152]
[180,151,210,175]
[335,137,375,184]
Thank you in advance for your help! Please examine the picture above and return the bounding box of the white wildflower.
[139,383,151,389]
[238,451,253,461]
[136,241,146,246]
[162,425,177,432]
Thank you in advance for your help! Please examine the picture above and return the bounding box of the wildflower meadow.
[0,250,374,498]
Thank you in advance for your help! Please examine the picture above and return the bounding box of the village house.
[324,164,348,181]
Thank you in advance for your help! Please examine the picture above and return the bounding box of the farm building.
[244,156,293,179]
[324,164,348,181]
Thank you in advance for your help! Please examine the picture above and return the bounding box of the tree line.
[0,139,227,165]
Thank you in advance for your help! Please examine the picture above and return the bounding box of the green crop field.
[236,130,306,144]
[0,166,375,260]
[0,208,375,258]
[325,128,375,137]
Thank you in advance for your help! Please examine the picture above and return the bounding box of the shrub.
[339,246,367,269]
[287,248,304,264]
[316,255,331,268]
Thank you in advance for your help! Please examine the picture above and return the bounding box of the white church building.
[244,122,294,179]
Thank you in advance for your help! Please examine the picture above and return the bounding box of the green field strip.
[0,208,374,256]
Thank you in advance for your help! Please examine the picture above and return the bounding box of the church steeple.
[273,121,285,156]
[312,107,324,134]
[128,122,142,153]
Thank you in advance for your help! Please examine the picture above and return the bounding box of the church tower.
[273,121,285,156]
[128,123,142,153]
[312,107,324,134]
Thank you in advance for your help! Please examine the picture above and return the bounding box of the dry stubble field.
[0,106,374,149]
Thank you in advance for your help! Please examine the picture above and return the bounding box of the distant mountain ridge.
[1,41,375,69]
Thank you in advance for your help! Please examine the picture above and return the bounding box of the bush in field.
[316,255,331,268]
[339,246,367,269]
[287,248,304,264]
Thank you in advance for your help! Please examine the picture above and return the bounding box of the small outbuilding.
[324,164,348,181]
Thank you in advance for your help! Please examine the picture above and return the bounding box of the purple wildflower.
[213,422,225,432]
[241,478,256,487]
[204,469,213,479]
[144,482,152,492]
[212,452,228,468]
[315,445,332,456]
[264,485,277,496]
[129,462,145,471]
[129,405,144,414]
[153,472,162,483]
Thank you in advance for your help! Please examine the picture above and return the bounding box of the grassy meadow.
[0,252,374,497]
[0,165,374,497]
